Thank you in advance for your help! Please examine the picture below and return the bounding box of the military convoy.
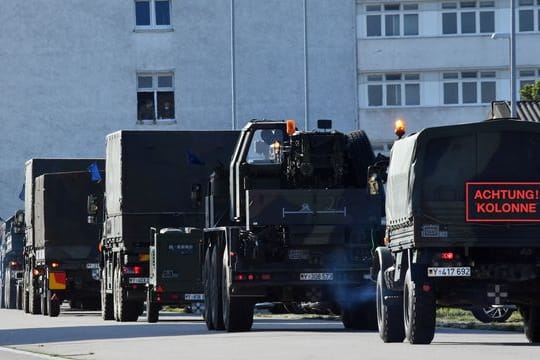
[0,210,25,309]
[3,116,540,345]
[374,119,540,344]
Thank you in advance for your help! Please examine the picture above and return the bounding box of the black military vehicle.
[100,130,238,322]
[374,119,540,344]
[202,119,384,332]
[23,158,105,315]
[0,211,25,309]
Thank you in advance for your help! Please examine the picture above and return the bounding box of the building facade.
[0,0,358,218]
[357,0,540,153]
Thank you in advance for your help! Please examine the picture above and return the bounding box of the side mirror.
[367,162,388,196]
[87,194,99,224]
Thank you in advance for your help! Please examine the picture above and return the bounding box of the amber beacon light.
[394,119,406,139]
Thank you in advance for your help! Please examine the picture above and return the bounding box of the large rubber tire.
[28,281,41,315]
[41,290,48,316]
[6,280,16,309]
[471,306,514,323]
[114,266,139,322]
[23,286,29,313]
[47,290,60,317]
[0,284,5,309]
[221,247,254,332]
[16,283,23,310]
[211,245,225,330]
[403,270,436,344]
[376,271,405,342]
[522,306,540,343]
[348,130,376,187]
[341,299,377,331]
[146,289,159,323]
[101,272,114,320]
[203,247,215,330]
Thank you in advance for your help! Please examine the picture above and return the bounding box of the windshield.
[246,129,284,164]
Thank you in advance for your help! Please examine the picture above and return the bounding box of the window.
[137,73,175,123]
[135,0,171,28]
[443,71,496,105]
[518,0,540,32]
[365,3,419,37]
[442,1,495,35]
[367,73,420,107]
[519,69,540,98]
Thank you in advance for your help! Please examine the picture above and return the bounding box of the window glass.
[443,73,459,79]
[480,71,496,78]
[481,81,496,103]
[136,1,151,26]
[367,15,382,36]
[246,129,284,164]
[444,83,459,104]
[519,10,534,31]
[461,12,476,33]
[138,76,153,89]
[460,1,476,8]
[403,4,419,10]
[366,5,381,11]
[386,73,401,81]
[158,75,173,88]
[479,11,495,32]
[442,2,457,9]
[443,13,458,34]
[405,74,420,80]
[385,14,400,36]
[137,92,155,121]
[462,71,477,78]
[384,4,400,11]
[368,85,383,106]
[520,69,536,77]
[155,1,171,26]
[157,91,175,119]
[368,74,383,81]
[404,14,419,35]
[479,1,495,7]
[462,82,477,103]
[405,84,420,105]
[386,84,401,105]
[519,0,534,5]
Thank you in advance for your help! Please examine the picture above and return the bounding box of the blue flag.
[187,151,205,165]
[87,162,102,182]
[18,183,25,201]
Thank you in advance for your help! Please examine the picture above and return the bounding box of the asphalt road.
[0,308,538,360]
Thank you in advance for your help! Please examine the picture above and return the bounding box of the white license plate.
[427,267,471,277]
[86,263,100,269]
[185,293,204,301]
[299,272,334,281]
[128,277,148,284]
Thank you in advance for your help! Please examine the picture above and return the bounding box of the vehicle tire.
[471,306,514,323]
[28,281,41,315]
[376,270,405,342]
[47,290,60,317]
[7,279,16,309]
[114,266,138,322]
[16,283,23,310]
[222,246,254,332]
[23,286,29,313]
[348,130,376,187]
[1,272,6,309]
[101,272,114,320]
[41,290,48,316]
[146,289,159,323]
[211,244,225,330]
[403,270,436,344]
[521,306,540,343]
[203,247,214,330]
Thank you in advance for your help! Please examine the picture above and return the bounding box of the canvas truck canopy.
[386,119,540,226]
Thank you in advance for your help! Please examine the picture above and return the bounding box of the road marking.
[0,346,68,359]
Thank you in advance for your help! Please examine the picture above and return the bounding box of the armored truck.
[0,211,25,309]
[203,119,384,332]
[23,158,105,315]
[100,130,238,322]
[374,119,540,344]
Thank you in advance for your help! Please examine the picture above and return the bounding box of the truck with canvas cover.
[23,158,105,315]
[100,130,239,322]
[203,119,384,332]
[374,119,540,344]
[0,211,25,309]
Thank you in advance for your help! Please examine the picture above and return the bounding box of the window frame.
[442,71,497,105]
[441,1,495,35]
[366,73,421,107]
[518,0,540,32]
[136,72,176,124]
[365,3,419,38]
[134,0,172,31]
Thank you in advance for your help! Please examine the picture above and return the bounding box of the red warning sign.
[466,182,540,222]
